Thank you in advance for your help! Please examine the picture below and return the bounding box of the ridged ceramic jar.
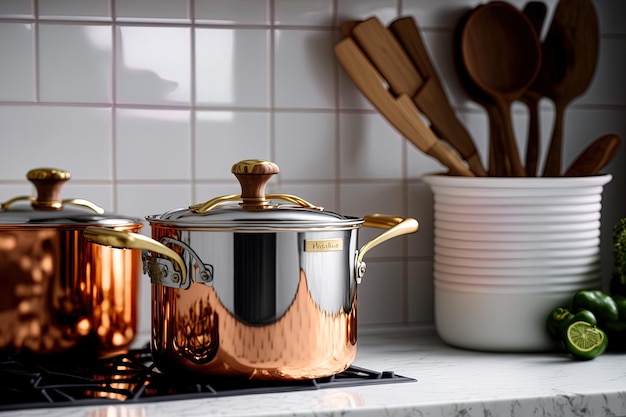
[422,174,612,352]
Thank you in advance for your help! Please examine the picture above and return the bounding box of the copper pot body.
[0,224,142,361]
[82,160,419,380]
[147,225,359,380]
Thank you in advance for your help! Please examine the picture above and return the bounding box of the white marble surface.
[2,325,626,417]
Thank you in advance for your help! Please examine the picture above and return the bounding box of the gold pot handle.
[355,214,419,282]
[83,226,187,288]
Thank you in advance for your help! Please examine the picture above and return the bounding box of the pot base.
[151,270,358,380]
[0,229,141,361]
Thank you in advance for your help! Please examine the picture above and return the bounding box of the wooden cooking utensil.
[522,1,548,38]
[351,17,423,98]
[453,6,508,176]
[334,37,474,176]
[340,20,358,38]
[389,16,487,177]
[535,0,599,176]
[564,134,621,177]
[460,1,542,177]
[349,17,486,176]
[520,1,548,176]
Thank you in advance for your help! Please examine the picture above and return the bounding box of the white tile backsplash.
[274,0,334,26]
[337,0,398,25]
[274,111,337,180]
[194,110,271,180]
[39,24,113,103]
[0,0,624,335]
[116,108,192,180]
[274,29,336,109]
[115,0,190,23]
[339,113,404,179]
[38,0,111,20]
[356,261,405,324]
[195,0,270,25]
[407,260,434,322]
[0,0,33,18]
[116,26,191,105]
[0,23,35,101]
[578,37,626,106]
[196,28,270,107]
[0,106,113,179]
[117,183,193,220]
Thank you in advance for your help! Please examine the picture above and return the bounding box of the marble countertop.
[2,325,625,417]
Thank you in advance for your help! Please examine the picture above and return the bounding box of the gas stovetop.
[0,347,415,411]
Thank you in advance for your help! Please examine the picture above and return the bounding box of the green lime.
[564,321,608,360]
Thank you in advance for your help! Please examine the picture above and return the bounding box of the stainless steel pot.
[0,168,143,361]
[84,160,418,379]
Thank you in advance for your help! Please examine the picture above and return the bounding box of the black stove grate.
[0,347,415,411]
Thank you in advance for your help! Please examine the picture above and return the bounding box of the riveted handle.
[84,226,188,288]
[355,214,419,283]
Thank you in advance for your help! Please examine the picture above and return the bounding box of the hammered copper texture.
[151,269,357,380]
[0,227,141,359]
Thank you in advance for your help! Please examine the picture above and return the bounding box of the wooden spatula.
[564,134,621,176]
[389,16,487,177]
[350,17,486,176]
[334,37,474,176]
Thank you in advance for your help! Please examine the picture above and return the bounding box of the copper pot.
[0,168,143,362]
[84,160,419,380]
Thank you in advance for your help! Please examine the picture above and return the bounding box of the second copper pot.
[0,168,143,362]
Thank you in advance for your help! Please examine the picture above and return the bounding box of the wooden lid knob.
[231,160,279,210]
[26,168,71,210]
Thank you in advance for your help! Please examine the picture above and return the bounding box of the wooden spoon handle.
[564,134,621,177]
[521,92,541,176]
[521,1,547,177]
[495,98,526,177]
[542,101,566,176]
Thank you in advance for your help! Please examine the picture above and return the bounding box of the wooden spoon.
[564,134,621,177]
[520,1,548,176]
[460,1,542,176]
[453,6,508,176]
[536,0,599,176]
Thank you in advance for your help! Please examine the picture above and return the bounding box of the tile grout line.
[33,0,40,103]
[269,0,277,175]
[332,0,342,213]
[190,0,197,204]
[111,0,118,212]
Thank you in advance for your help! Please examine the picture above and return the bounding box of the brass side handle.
[83,226,187,287]
[355,214,419,282]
